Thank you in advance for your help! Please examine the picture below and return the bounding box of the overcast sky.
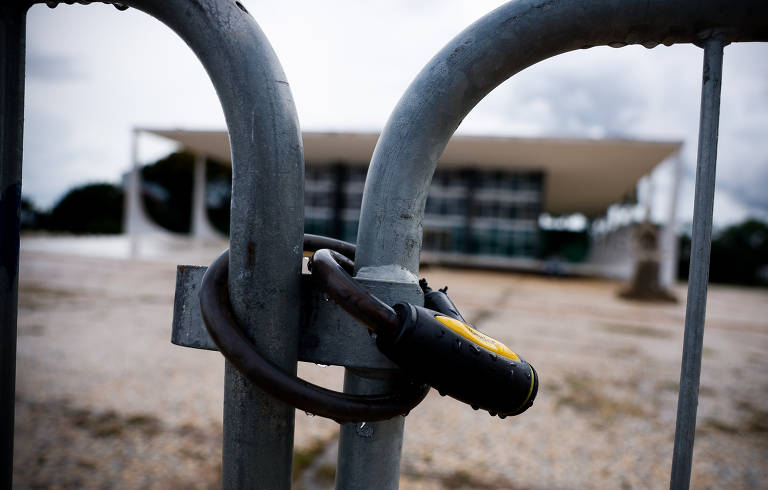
[22,0,768,229]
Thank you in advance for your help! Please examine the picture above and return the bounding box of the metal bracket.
[172,265,423,370]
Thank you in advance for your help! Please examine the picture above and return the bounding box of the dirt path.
[13,236,768,489]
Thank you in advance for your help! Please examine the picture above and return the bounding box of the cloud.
[461,43,768,224]
[25,52,83,81]
[717,159,768,211]
[18,0,768,226]
[506,67,644,138]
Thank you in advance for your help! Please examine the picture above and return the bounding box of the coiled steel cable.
[198,235,429,423]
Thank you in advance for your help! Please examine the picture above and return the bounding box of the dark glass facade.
[305,164,543,258]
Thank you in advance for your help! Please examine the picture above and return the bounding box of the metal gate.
[1,1,767,489]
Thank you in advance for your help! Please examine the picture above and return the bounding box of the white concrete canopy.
[144,129,680,218]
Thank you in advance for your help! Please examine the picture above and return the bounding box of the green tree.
[20,197,44,230]
[539,229,589,262]
[48,183,123,234]
[679,218,768,286]
[140,152,193,233]
[140,151,231,234]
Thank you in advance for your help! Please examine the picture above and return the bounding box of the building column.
[123,129,169,257]
[660,152,683,288]
[191,152,219,240]
[643,174,654,222]
[123,128,143,237]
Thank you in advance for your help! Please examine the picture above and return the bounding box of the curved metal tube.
[356,0,768,274]
[28,1,306,486]
[109,0,306,331]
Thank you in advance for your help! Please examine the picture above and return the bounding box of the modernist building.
[125,129,681,280]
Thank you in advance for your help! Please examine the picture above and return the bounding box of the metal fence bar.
[27,1,306,487]
[355,2,765,488]
[127,3,305,486]
[335,372,406,490]
[670,37,725,490]
[134,3,304,486]
[333,273,424,489]
[0,4,27,488]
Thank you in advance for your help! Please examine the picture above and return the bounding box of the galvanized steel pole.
[128,4,305,487]
[355,1,766,488]
[31,1,305,487]
[335,372,407,490]
[670,37,725,490]
[0,4,28,487]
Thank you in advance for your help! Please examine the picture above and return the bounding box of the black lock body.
[376,303,538,417]
[422,286,466,323]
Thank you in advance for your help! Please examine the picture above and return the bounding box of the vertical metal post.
[111,2,305,487]
[0,3,27,488]
[335,371,406,489]
[670,37,725,490]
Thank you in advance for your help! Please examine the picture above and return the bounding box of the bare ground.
[12,236,768,489]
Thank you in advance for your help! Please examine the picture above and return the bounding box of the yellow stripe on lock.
[434,315,521,362]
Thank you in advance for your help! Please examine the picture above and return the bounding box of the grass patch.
[470,309,495,329]
[18,285,80,311]
[699,417,739,434]
[699,386,716,397]
[71,409,162,438]
[292,439,327,481]
[698,403,768,435]
[76,457,97,470]
[125,413,162,437]
[656,380,679,392]
[600,323,672,339]
[656,380,715,397]
[744,410,768,433]
[19,284,78,297]
[19,324,45,336]
[72,409,123,438]
[740,402,768,433]
[442,469,476,489]
[315,462,337,484]
[405,468,522,490]
[556,374,646,422]
[612,345,640,357]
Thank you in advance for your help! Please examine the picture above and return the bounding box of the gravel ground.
[13,235,768,489]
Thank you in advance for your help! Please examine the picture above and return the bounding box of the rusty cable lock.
[200,234,538,422]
